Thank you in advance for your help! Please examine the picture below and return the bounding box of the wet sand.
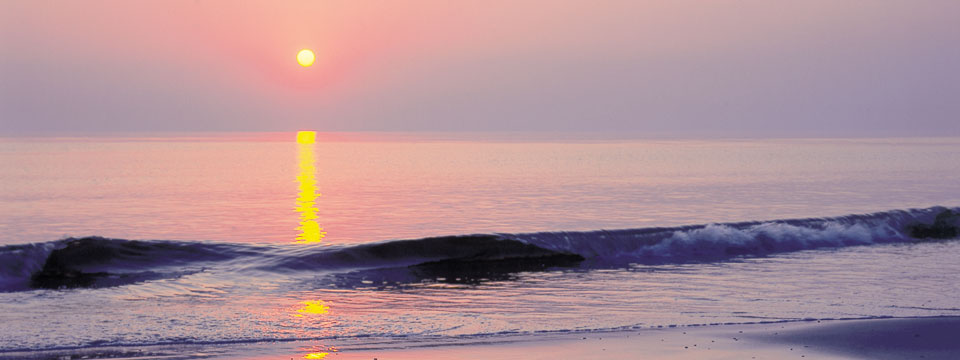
[271,316,960,360]
[7,316,958,359]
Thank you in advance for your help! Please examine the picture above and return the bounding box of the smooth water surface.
[2,134,959,245]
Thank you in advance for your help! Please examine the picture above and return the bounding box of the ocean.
[1,133,959,358]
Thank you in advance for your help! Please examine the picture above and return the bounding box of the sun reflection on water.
[295,131,325,243]
[290,299,336,358]
[295,299,331,317]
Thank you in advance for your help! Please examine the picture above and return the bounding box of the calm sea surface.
[1,133,959,357]
[2,133,959,245]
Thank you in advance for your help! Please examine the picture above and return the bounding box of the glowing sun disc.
[297,49,315,67]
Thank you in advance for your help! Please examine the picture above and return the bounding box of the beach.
[236,316,960,359]
[8,316,958,359]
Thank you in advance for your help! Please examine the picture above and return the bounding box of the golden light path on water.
[294,131,325,243]
[294,298,333,358]
[294,300,330,317]
[294,131,331,359]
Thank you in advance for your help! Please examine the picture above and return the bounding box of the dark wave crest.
[1,206,956,292]
[27,237,254,290]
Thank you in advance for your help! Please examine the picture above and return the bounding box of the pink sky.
[2,1,959,136]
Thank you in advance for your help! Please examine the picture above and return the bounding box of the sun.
[297,49,315,67]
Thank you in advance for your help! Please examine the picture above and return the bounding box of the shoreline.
[7,316,959,359]
[265,316,960,360]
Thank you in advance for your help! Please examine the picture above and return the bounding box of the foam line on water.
[1,206,956,292]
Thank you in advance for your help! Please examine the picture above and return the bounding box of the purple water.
[1,133,959,357]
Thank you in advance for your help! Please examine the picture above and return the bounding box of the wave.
[1,206,956,292]
[0,237,256,291]
[513,206,959,265]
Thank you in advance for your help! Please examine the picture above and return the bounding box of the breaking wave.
[1,206,956,292]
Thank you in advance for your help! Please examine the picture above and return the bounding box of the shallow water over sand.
[2,240,959,351]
